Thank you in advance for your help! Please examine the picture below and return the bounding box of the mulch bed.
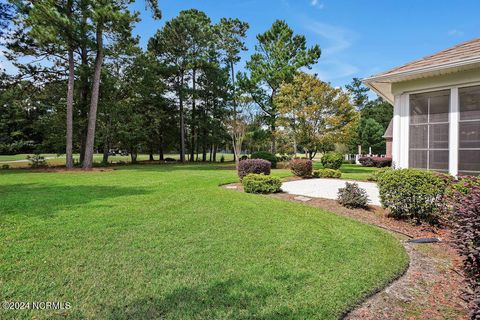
[222,182,469,320]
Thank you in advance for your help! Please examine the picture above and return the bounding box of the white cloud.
[298,18,359,83]
[447,29,464,37]
[310,0,325,9]
[307,60,359,82]
[304,20,354,56]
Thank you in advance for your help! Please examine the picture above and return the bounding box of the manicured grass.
[313,163,379,180]
[0,164,406,319]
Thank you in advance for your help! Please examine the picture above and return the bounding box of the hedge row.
[359,156,392,168]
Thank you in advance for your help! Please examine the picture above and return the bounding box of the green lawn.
[0,164,406,319]
[314,163,378,180]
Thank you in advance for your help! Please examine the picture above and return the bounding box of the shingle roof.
[375,37,480,77]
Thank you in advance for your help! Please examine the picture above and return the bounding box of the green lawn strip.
[0,164,407,319]
[313,162,379,181]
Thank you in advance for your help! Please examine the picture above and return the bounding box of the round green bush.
[320,152,343,170]
[242,173,282,194]
[251,151,277,168]
[313,168,341,179]
[377,169,449,223]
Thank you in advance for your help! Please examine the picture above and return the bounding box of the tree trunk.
[190,68,196,162]
[83,24,104,170]
[230,60,236,114]
[159,134,164,160]
[179,72,186,162]
[102,145,109,164]
[66,47,75,169]
[213,144,217,162]
[78,16,89,165]
[131,149,137,163]
[149,146,154,161]
[271,123,276,155]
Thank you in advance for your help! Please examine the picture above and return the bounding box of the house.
[383,119,393,158]
[363,38,480,176]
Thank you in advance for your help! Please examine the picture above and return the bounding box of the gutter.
[363,56,480,83]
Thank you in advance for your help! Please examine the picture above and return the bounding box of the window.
[459,85,480,176]
[409,90,450,171]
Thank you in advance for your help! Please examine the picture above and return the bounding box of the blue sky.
[131,0,480,89]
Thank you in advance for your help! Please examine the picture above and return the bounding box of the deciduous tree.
[275,72,357,159]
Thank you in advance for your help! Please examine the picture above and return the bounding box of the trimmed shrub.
[1,164,10,170]
[220,155,225,163]
[242,173,281,194]
[367,167,393,182]
[289,159,312,178]
[451,185,480,319]
[359,157,392,168]
[337,182,369,208]
[27,153,47,168]
[320,151,343,170]
[251,151,277,168]
[358,157,375,167]
[240,155,248,161]
[313,168,341,179]
[164,157,176,162]
[377,169,449,223]
[238,159,271,180]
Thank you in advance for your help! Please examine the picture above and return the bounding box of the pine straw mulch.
[222,182,469,320]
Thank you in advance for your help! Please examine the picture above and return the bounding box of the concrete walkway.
[281,178,381,206]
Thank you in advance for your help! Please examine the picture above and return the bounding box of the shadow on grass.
[112,162,237,172]
[106,277,310,320]
[0,183,151,217]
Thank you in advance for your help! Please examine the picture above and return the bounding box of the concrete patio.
[281,178,381,206]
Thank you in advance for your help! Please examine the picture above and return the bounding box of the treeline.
[0,1,391,169]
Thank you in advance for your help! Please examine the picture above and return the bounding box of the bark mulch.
[222,182,469,320]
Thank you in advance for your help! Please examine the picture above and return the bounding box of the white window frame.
[395,80,480,176]
[458,84,480,175]
[408,90,450,172]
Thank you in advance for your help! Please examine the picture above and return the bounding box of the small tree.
[227,95,253,169]
[275,72,358,159]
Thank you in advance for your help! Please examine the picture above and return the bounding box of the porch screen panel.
[409,90,450,171]
[459,85,480,176]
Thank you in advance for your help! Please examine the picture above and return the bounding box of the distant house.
[383,120,393,158]
[363,38,480,176]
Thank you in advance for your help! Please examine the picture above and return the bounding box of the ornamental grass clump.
[237,159,271,180]
[337,182,369,208]
[377,169,449,224]
[242,174,282,194]
[289,159,312,178]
